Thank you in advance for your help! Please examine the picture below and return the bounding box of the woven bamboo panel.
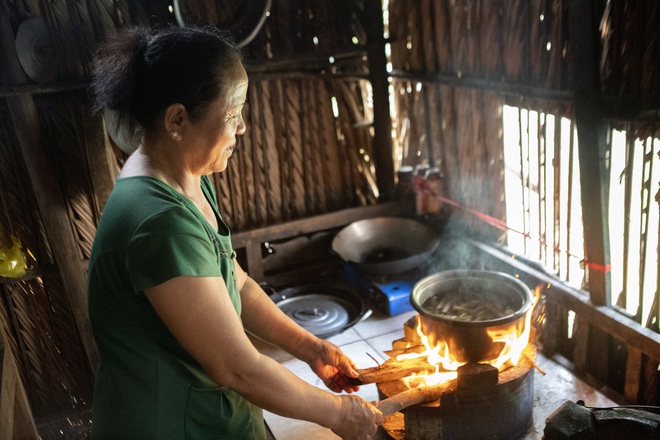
[0,112,53,267]
[35,93,102,261]
[213,77,376,231]
[601,1,660,111]
[390,0,569,84]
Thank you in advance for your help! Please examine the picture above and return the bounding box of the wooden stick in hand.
[375,380,456,416]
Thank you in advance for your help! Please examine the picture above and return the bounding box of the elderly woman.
[87,25,382,440]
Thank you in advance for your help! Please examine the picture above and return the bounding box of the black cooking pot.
[268,284,370,339]
[331,217,440,277]
[410,270,534,363]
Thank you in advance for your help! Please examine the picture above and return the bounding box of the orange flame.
[396,283,542,388]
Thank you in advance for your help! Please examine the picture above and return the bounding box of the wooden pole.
[569,0,612,385]
[365,0,395,201]
[0,326,39,440]
[569,0,612,307]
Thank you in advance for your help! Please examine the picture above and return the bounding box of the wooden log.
[376,380,456,417]
[383,340,426,359]
[350,356,435,385]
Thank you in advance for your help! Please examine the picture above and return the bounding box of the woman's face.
[188,63,249,174]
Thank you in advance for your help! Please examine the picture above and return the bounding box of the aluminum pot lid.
[15,17,59,84]
[277,294,351,337]
[269,284,368,339]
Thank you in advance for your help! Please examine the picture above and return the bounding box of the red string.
[581,261,612,273]
[413,177,612,273]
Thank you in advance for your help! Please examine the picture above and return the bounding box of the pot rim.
[410,269,534,327]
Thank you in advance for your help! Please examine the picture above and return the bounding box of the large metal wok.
[331,217,440,277]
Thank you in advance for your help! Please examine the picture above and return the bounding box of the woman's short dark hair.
[91,25,243,136]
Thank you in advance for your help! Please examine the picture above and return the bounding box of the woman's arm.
[145,275,380,437]
[235,263,360,393]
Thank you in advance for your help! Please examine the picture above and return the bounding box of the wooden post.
[624,347,643,403]
[86,113,119,213]
[365,0,395,201]
[569,0,612,386]
[569,0,611,307]
[0,328,39,439]
[0,7,98,372]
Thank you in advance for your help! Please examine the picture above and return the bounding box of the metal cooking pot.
[331,217,440,276]
[410,270,534,363]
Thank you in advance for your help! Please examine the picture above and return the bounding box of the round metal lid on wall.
[15,17,60,84]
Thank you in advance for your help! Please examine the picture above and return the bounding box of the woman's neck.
[121,144,201,197]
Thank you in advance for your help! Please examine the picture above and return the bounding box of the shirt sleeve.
[126,206,221,293]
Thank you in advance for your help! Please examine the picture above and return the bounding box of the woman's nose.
[236,116,246,135]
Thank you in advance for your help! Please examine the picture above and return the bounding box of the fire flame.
[397,284,542,388]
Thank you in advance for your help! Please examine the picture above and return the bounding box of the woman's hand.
[306,339,361,393]
[330,395,382,440]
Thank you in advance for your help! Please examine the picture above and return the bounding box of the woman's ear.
[163,103,187,135]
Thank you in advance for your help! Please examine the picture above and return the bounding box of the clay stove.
[353,269,540,440]
[374,316,536,440]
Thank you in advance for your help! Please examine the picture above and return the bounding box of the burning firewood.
[349,356,436,385]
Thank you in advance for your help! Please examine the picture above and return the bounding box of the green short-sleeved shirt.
[87,175,265,440]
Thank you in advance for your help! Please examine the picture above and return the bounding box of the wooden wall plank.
[624,347,643,403]
[571,318,589,373]
[541,302,561,356]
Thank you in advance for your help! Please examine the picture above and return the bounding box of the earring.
[171,131,181,140]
